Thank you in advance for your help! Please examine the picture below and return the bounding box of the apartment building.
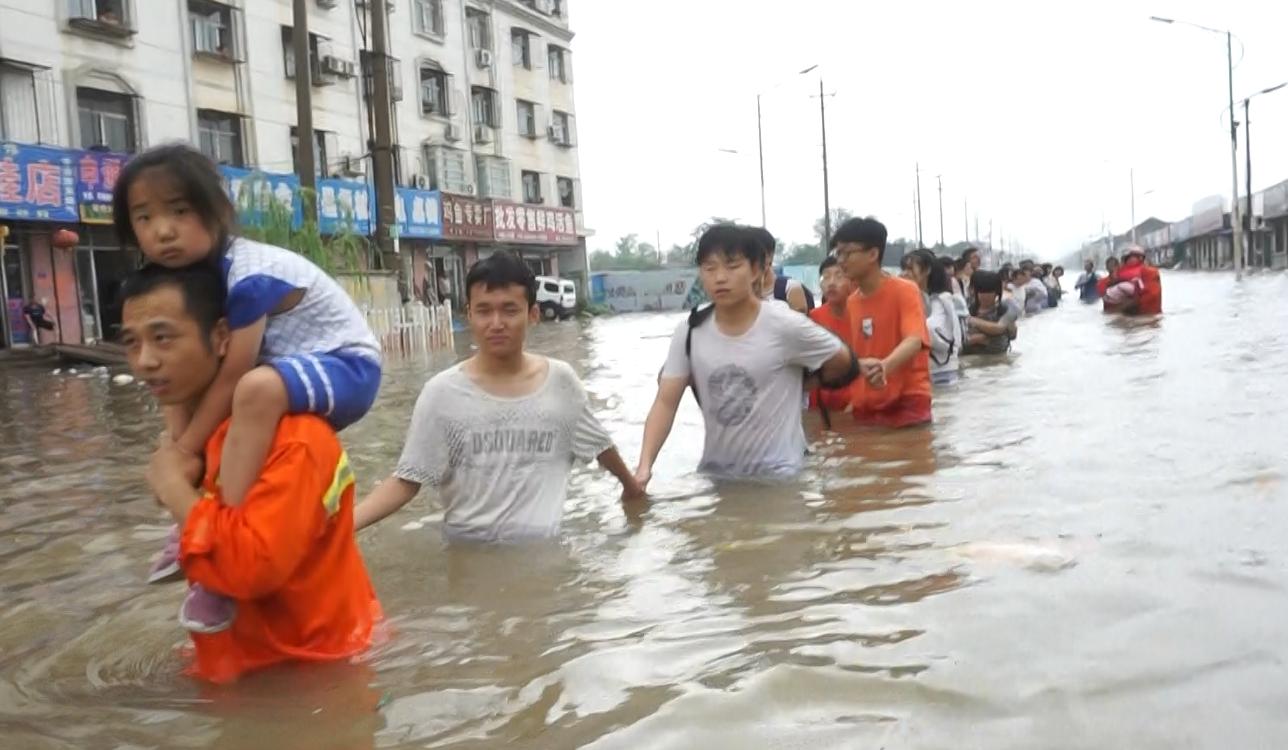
[0,0,584,349]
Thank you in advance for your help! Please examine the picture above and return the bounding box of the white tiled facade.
[0,0,583,228]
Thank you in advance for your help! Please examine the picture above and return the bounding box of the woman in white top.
[902,249,962,387]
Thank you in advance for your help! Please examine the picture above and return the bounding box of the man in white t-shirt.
[636,224,859,484]
[355,253,643,542]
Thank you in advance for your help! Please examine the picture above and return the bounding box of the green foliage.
[782,242,824,267]
[590,233,663,271]
[233,178,369,275]
[814,207,855,248]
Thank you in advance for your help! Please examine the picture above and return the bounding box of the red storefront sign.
[441,192,494,241]
[492,201,577,245]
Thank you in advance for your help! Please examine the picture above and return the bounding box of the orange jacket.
[179,416,381,683]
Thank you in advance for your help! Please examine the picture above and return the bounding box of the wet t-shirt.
[661,301,844,478]
[393,358,614,541]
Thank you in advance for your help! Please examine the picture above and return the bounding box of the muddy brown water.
[2,271,1288,749]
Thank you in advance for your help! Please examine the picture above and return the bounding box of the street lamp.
[1242,81,1288,268]
[755,64,818,228]
[1150,15,1243,278]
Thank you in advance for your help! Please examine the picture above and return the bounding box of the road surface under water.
[2,271,1288,749]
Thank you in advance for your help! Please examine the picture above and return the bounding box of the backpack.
[773,275,816,311]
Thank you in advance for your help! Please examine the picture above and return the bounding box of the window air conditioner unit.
[413,174,432,190]
[444,123,462,142]
[473,124,494,144]
[341,154,365,176]
[475,49,493,69]
[322,56,355,78]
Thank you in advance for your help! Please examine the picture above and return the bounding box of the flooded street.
[5,271,1288,748]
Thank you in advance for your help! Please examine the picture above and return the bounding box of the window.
[550,110,572,146]
[67,0,133,36]
[548,45,570,83]
[511,29,532,69]
[557,176,575,209]
[361,51,403,101]
[0,62,48,143]
[419,62,449,116]
[543,281,558,293]
[425,146,470,192]
[550,0,563,17]
[466,8,491,50]
[471,86,498,128]
[77,87,136,152]
[516,100,537,137]
[197,110,243,165]
[290,126,329,178]
[281,26,324,81]
[522,170,542,204]
[412,0,443,36]
[189,1,234,58]
[476,155,511,199]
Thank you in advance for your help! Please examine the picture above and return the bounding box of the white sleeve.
[784,308,844,371]
[927,296,954,358]
[564,367,615,463]
[659,318,692,379]
[393,379,450,487]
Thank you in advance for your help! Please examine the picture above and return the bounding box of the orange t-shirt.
[808,304,852,410]
[179,416,381,684]
[845,275,931,412]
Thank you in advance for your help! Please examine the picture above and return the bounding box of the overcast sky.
[570,0,1288,259]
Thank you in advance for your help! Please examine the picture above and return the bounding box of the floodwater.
[3,271,1288,749]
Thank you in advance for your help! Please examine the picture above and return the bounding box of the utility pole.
[912,189,919,245]
[974,214,980,246]
[291,0,315,213]
[1226,30,1243,280]
[818,78,832,246]
[963,198,969,244]
[1245,96,1253,268]
[936,174,944,248]
[368,0,401,287]
[1130,168,1137,245]
[756,94,766,227]
[915,163,923,246]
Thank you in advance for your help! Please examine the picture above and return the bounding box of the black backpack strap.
[684,304,715,404]
[773,274,788,302]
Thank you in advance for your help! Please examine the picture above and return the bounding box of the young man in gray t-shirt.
[636,224,859,484]
[355,254,643,542]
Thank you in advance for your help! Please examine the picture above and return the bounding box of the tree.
[782,242,824,267]
[590,234,663,271]
[814,208,855,247]
[666,243,695,266]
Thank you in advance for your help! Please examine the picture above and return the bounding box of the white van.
[535,276,577,320]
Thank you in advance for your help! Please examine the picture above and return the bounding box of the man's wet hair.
[112,143,235,262]
[465,252,537,306]
[819,255,839,275]
[120,262,227,339]
[749,226,777,258]
[829,217,887,262]
[695,223,767,268]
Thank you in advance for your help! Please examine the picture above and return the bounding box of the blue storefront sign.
[76,150,128,224]
[318,178,373,236]
[218,165,302,229]
[0,142,79,223]
[395,187,443,238]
